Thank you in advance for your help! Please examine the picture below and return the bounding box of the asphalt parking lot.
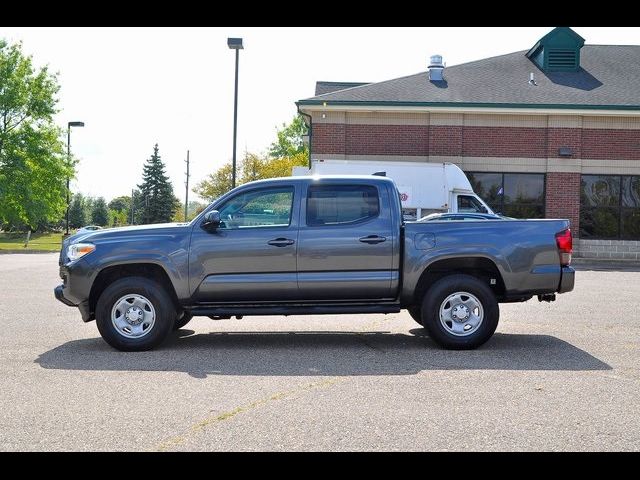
[0,253,638,451]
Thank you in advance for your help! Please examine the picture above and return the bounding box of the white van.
[293,160,494,220]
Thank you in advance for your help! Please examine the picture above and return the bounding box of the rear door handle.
[359,235,387,244]
[268,238,295,247]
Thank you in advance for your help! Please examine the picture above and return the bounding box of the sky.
[1,27,638,203]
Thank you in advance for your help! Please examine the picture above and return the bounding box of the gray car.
[420,213,509,221]
[75,225,103,235]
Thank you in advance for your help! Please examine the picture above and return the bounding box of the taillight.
[555,229,572,266]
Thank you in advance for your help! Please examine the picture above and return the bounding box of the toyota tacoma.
[55,175,574,351]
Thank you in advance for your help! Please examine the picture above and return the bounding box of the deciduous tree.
[91,197,109,226]
[0,40,72,230]
[268,114,309,160]
[193,116,310,203]
[193,162,233,202]
[108,196,130,214]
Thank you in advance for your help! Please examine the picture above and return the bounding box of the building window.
[580,175,640,239]
[467,172,546,218]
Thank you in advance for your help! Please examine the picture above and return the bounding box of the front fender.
[83,232,191,300]
[88,252,189,300]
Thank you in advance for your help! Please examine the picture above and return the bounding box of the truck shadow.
[35,330,611,378]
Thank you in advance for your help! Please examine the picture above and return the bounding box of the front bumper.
[55,257,95,322]
[558,266,575,294]
[54,285,76,306]
[55,284,93,322]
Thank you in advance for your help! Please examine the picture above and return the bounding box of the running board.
[187,303,401,317]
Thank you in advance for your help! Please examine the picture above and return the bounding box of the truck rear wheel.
[421,274,499,350]
[95,276,175,351]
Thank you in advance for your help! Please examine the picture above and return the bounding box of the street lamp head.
[227,37,243,50]
[68,121,85,128]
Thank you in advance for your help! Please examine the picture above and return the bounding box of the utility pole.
[130,189,135,225]
[184,150,190,221]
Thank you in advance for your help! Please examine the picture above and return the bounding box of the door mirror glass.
[202,210,221,230]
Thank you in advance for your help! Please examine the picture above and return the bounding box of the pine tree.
[130,189,144,225]
[83,197,94,224]
[68,194,86,228]
[137,144,176,224]
[91,197,109,226]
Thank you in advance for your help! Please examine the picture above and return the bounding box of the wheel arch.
[89,263,180,320]
[411,256,506,307]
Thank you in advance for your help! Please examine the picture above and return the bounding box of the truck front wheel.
[173,311,193,330]
[407,306,423,326]
[95,277,175,351]
[421,274,499,350]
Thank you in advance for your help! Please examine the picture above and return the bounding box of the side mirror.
[202,210,221,230]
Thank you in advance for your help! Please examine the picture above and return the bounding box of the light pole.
[227,37,243,189]
[66,121,85,235]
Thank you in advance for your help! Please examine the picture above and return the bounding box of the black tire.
[421,274,499,350]
[173,311,193,330]
[407,306,423,326]
[95,276,176,351]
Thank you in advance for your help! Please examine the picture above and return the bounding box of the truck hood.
[65,222,191,246]
[60,222,193,266]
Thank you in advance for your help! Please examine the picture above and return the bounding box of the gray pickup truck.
[55,175,574,351]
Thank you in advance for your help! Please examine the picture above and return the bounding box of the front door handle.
[268,238,295,247]
[359,235,387,245]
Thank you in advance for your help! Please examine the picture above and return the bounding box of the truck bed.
[402,218,572,303]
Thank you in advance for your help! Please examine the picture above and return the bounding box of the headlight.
[67,243,96,261]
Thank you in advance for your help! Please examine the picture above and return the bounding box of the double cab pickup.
[55,175,575,351]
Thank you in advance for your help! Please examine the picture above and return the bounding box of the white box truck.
[292,160,494,220]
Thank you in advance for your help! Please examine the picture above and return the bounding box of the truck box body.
[293,160,493,219]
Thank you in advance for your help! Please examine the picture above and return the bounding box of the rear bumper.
[558,266,575,294]
[54,284,93,322]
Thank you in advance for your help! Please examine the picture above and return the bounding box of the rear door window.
[307,185,379,226]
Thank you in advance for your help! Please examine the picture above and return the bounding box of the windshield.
[458,195,493,214]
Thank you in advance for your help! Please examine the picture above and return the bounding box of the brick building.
[297,27,640,260]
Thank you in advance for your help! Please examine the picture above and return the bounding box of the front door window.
[218,187,294,229]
